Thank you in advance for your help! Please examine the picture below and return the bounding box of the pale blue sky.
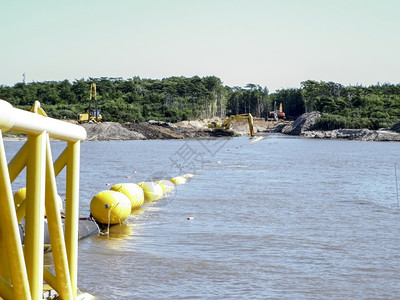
[1,0,399,92]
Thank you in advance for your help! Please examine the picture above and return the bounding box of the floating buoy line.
[11,174,196,250]
[90,174,195,231]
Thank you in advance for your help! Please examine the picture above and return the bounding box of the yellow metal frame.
[0,100,86,300]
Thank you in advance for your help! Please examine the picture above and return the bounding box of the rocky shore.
[280,111,400,142]
[301,129,400,141]
[79,118,290,141]
[3,113,400,142]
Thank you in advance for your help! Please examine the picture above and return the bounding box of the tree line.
[268,80,400,130]
[1,77,400,130]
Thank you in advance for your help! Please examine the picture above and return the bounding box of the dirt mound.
[81,121,189,141]
[174,119,211,131]
[122,122,185,139]
[81,122,146,141]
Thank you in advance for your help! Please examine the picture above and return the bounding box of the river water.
[5,135,400,299]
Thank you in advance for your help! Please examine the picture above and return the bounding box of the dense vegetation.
[0,76,270,123]
[1,77,400,130]
[300,80,400,130]
[270,80,400,130]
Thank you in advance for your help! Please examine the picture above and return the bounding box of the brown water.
[6,135,400,299]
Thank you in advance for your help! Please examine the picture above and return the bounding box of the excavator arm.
[247,114,254,137]
[208,113,254,137]
[77,83,102,124]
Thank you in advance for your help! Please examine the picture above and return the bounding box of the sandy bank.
[80,118,290,141]
[1,118,290,141]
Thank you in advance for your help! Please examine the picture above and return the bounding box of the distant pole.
[395,163,399,208]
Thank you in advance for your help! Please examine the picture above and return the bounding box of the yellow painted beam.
[54,147,68,176]
[15,200,26,224]
[65,141,81,298]
[43,268,59,295]
[0,100,86,142]
[0,275,14,300]
[8,141,29,183]
[24,133,46,300]
[44,136,73,300]
[0,131,31,300]
[0,101,87,299]
[0,225,10,287]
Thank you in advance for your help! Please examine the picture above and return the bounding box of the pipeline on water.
[14,174,195,251]
[89,174,194,230]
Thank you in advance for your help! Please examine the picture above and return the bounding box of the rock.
[301,129,400,141]
[301,131,328,139]
[269,123,288,133]
[361,129,400,141]
[391,120,400,133]
[302,129,369,139]
[281,111,321,135]
[280,112,400,141]
[147,120,174,128]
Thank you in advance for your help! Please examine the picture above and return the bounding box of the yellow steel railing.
[0,100,86,300]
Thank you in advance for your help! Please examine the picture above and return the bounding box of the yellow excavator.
[208,113,254,137]
[77,83,102,124]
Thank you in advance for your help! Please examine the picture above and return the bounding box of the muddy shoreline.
[3,114,400,142]
[1,118,289,141]
[79,118,290,141]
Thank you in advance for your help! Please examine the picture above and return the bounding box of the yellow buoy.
[14,187,63,215]
[110,183,144,210]
[137,182,164,202]
[170,176,187,184]
[156,180,176,194]
[182,173,196,178]
[90,190,132,225]
[131,207,144,216]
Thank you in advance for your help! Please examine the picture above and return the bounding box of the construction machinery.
[77,83,102,124]
[269,102,286,120]
[208,113,254,137]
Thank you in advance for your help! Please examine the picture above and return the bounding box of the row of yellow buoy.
[90,175,191,225]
